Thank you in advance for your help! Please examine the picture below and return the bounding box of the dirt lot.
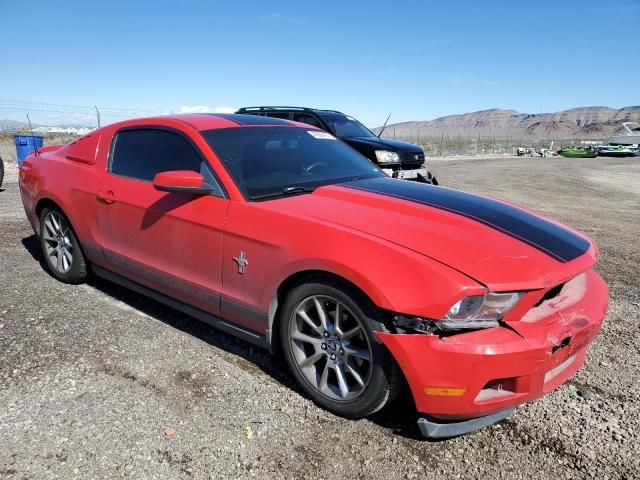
[1,154,639,479]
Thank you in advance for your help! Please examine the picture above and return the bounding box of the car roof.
[107,113,299,132]
[236,106,345,115]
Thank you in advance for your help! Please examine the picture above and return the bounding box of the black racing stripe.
[201,113,292,126]
[343,178,590,263]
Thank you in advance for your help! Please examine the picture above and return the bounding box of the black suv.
[236,107,437,184]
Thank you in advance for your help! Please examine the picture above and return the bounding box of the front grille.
[400,151,425,166]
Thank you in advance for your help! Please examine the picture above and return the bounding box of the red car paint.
[153,170,207,189]
[18,114,608,421]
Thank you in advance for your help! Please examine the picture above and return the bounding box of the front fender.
[269,245,484,321]
[221,201,487,345]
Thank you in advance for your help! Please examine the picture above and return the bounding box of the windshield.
[317,113,378,139]
[202,126,384,200]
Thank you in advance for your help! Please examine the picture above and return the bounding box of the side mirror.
[152,170,214,195]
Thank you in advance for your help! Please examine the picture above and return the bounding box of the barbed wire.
[0,98,161,114]
[0,99,165,130]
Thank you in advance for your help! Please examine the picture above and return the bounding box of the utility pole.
[94,106,101,128]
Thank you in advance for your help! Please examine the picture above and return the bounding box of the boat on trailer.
[606,122,640,146]
[596,145,639,157]
[557,147,597,158]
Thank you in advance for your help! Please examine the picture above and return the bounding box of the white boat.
[595,145,639,157]
[606,122,640,146]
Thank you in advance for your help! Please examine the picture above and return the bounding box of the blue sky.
[1,0,638,126]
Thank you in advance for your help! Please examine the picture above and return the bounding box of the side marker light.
[424,387,467,396]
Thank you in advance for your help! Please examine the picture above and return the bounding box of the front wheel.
[0,156,4,188]
[39,207,88,284]
[280,280,402,418]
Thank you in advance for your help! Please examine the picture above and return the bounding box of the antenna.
[377,113,392,138]
[26,114,39,157]
[94,105,101,128]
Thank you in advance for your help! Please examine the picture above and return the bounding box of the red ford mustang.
[19,114,608,438]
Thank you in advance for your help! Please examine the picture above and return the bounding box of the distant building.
[32,126,93,135]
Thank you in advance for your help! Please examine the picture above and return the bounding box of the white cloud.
[178,105,236,114]
[179,105,212,113]
[213,106,236,114]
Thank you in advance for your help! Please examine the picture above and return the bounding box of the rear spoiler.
[38,145,63,154]
[27,144,96,165]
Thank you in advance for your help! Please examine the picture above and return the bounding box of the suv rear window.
[265,112,291,119]
[292,113,322,128]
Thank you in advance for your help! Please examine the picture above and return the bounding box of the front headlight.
[375,150,401,163]
[439,292,523,330]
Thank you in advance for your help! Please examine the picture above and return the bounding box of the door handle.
[97,190,116,204]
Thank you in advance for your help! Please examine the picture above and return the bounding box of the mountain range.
[376,106,640,140]
[3,106,640,141]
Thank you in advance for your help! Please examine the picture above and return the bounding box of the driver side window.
[111,129,200,181]
[110,128,224,196]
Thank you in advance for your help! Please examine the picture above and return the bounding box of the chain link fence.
[0,99,163,133]
[381,131,597,157]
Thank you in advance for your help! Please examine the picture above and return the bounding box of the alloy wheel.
[42,211,73,273]
[289,295,373,401]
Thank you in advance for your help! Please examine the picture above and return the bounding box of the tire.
[39,207,88,284]
[280,278,402,418]
[0,156,4,188]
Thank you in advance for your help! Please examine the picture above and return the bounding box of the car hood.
[341,136,422,153]
[265,178,596,290]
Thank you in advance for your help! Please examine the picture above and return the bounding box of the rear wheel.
[0,156,4,188]
[39,207,88,284]
[280,279,401,418]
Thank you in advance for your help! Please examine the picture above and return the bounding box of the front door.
[95,127,228,315]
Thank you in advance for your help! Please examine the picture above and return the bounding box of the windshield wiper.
[251,186,316,201]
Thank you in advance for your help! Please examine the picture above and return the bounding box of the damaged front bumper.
[377,269,608,438]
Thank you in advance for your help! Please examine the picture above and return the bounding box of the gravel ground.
[1,155,639,479]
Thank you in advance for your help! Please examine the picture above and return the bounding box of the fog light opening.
[544,355,576,384]
[475,378,516,402]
